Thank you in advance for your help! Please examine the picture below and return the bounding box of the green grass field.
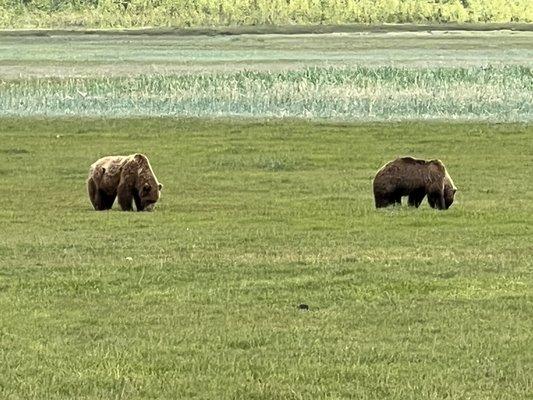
[1,118,532,399]
[1,27,533,399]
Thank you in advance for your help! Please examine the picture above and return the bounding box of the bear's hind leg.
[100,191,116,210]
[375,192,395,208]
[88,178,114,211]
[393,194,402,206]
[375,194,388,208]
[87,178,99,210]
[408,189,425,208]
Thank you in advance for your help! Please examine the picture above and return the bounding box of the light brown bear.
[373,157,457,210]
[87,154,162,211]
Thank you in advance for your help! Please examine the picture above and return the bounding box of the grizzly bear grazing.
[373,157,457,210]
[87,154,163,211]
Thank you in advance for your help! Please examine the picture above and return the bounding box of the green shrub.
[0,0,531,28]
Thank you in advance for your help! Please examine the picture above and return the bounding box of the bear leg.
[133,191,144,211]
[99,191,116,210]
[118,192,133,211]
[408,189,425,208]
[87,178,99,210]
[428,192,446,210]
[393,193,402,206]
[117,182,134,211]
[375,192,394,208]
[437,195,446,210]
[88,178,115,210]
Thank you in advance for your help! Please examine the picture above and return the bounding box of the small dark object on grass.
[298,304,309,310]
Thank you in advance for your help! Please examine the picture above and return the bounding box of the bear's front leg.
[428,192,446,210]
[408,189,425,208]
[437,194,446,210]
[117,181,134,211]
[133,191,144,211]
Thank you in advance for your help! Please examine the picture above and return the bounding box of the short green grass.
[1,118,532,399]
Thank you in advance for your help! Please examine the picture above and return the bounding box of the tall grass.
[1,66,531,121]
[0,0,532,28]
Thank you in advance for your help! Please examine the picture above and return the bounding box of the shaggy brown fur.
[87,154,163,211]
[373,157,457,210]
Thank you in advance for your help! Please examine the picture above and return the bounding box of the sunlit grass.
[1,66,531,121]
[0,118,532,399]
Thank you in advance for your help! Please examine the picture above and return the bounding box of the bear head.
[134,154,163,211]
[139,181,163,211]
[443,172,457,209]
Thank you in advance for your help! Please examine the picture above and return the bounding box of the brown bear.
[373,157,457,210]
[87,153,162,211]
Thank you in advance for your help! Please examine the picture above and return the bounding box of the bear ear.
[134,154,146,164]
[158,183,163,191]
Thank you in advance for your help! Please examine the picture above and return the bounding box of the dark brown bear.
[87,154,163,211]
[373,157,457,210]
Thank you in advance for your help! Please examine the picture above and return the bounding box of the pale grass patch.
[1,66,530,121]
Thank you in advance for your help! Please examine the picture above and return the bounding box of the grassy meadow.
[0,118,532,399]
[2,66,531,120]
[1,27,532,399]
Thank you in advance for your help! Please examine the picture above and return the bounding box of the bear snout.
[143,202,156,212]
